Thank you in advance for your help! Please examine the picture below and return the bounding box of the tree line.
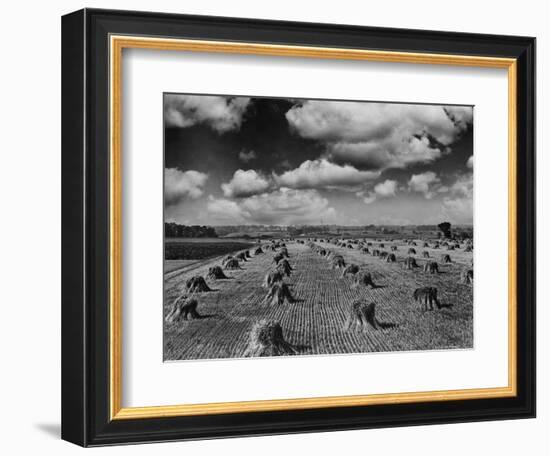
[165,223,217,238]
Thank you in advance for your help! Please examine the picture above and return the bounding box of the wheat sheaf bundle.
[243,320,300,357]
[264,282,296,305]
[344,300,378,330]
[165,295,200,322]
[185,276,211,293]
[353,272,376,288]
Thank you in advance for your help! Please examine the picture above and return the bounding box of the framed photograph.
[62,8,535,446]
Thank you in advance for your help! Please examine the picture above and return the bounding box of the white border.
[121,48,508,407]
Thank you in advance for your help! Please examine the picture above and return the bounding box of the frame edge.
[61,8,88,447]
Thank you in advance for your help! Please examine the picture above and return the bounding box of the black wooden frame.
[61,8,536,447]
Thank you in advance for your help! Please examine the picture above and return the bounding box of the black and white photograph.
[0,0,541,451]
[163,93,474,361]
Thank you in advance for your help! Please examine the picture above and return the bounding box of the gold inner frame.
[109,35,517,420]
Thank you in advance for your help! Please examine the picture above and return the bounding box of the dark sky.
[164,94,473,226]
[165,98,324,176]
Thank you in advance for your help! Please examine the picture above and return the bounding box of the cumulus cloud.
[207,188,337,225]
[220,160,380,199]
[329,135,442,171]
[441,173,473,223]
[238,149,257,162]
[448,173,473,198]
[361,194,377,204]
[206,196,248,222]
[286,101,472,171]
[221,169,271,198]
[164,94,250,133]
[445,106,474,130]
[165,168,208,206]
[408,171,441,199]
[374,179,398,197]
[275,159,379,190]
[358,179,398,204]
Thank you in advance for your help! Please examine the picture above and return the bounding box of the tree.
[437,222,452,239]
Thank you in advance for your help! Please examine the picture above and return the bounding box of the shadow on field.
[377,321,398,330]
[290,342,312,353]
[438,303,454,309]
[197,312,220,319]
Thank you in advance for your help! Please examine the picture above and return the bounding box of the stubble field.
[163,238,473,361]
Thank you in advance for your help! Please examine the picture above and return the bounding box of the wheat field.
[163,237,473,361]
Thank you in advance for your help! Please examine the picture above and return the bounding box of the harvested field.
[164,238,473,360]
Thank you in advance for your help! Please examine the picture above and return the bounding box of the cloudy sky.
[164,93,473,226]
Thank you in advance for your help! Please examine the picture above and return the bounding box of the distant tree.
[437,222,452,239]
